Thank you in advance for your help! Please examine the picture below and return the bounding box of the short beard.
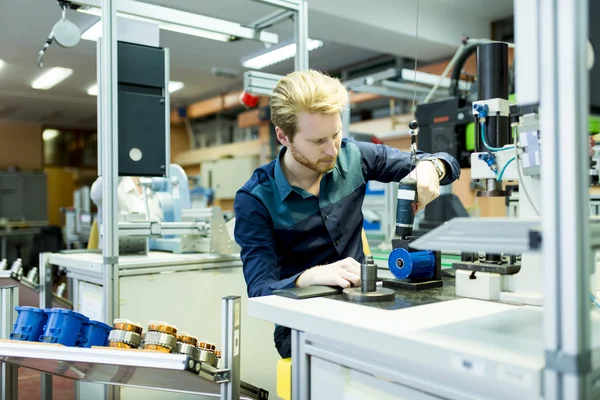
[289,144,336,173]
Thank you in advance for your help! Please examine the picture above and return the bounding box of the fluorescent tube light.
[242,39,324,70]
[80,13,232,42]
[0,60,4,71]
[42,129,59,141]
[401,69,470,91]
[87,81,184,96]
[31,67,73,90]
[168,81,184,93]
[87,84,98,96]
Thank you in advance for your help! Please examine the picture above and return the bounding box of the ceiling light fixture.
[42,129,60,141]
[31,67,73,90]
[86,81,184,96]
[80,11,232,42]
[242,39,324,70]
[0,60,4,71]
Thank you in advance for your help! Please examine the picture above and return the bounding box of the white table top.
[249,294,600,374]
[48,251,241,273]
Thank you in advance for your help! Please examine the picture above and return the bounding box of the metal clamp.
[545,350,592,375]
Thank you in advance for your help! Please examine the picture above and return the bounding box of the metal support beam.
[249,9,294,30]
[0,286,18,400]
[220,296,241,400]
[294,0,309,70]
[251,0,300,11]
[538,0,592,399]
[71,0,279,44]
[39,253,53,400]
[100,0,120,327]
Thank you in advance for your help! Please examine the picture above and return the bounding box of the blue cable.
[496,157,515,181]
[590,291,600,309]
[480,123,515,152]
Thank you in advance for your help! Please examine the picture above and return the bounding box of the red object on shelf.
[370,136,384,145]
[239,91,260,108]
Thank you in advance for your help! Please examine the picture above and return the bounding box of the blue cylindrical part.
[396,179,417,238]
[388,247,436,280]
[40,309,89,346]
[10,306,47,342]
[76,320,112,348]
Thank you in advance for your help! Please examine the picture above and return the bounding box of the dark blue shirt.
[234,138,460,298]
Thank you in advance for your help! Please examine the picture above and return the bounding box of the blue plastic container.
[388,248,436,280]
[40,309,89,346]
[10,306,47,342]
[76,320,112,348]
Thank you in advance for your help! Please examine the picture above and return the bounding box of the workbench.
[248,285,600,400]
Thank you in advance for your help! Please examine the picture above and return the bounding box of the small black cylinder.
[361,260,376,293]
[395,178,417,238]
[485,253,502,263]
[477,43,509,101]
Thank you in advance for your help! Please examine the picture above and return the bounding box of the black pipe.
[449,43,481,97]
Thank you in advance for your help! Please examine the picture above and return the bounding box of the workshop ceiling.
[0,0,513,129]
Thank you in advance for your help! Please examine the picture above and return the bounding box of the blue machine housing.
[40,309,89,346]
[10,306,47,342]
[388,247,437,280]
[76,320,112,348]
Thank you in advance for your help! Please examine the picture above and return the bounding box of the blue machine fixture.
[388,247,437,281]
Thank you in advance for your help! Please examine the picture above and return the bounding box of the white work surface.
[249,295,600,400]
[48,251,240,273]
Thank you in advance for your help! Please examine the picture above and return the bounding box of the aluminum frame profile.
[71,0,279,44]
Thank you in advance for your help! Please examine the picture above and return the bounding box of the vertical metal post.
[100,0,120,327]
[539,0,591,399]
[341,104,351,138]
[39,253,53,400]
[0,286,19,400]
[291,330,309,400]
[294,0,308,71]
[164,48,171,175]
[220,296,241,400]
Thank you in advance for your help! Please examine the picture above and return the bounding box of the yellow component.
[87,219,99,249]
[277,358,292,400]
[361,228,371,256]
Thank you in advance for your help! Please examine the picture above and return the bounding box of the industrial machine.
[62,185,95,249]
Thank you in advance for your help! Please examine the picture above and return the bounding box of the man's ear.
[275,126,290,146]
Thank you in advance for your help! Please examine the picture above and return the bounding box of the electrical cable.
[512,126,540,216]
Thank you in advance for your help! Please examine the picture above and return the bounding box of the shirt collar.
[275,147,294,200]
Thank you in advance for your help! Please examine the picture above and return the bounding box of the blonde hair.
[270,70,348,141]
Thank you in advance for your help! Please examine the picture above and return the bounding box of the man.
[234,70,460,358]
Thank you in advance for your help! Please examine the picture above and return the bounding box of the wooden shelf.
[174,140,262,166]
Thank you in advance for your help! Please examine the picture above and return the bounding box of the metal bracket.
[103,256,118,265]
[545,350,592,375]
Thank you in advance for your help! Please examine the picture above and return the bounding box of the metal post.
[0,286,19,400]
[39,254,53,400]
[539,0,591,399]
[294,0,308,70]
[100,0,120,326]
[341,104,351,138]
[220,296,241,400]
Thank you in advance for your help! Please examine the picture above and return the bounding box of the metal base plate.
[342,287,395,303]
[382,279,443,291]
[453,261,521,275]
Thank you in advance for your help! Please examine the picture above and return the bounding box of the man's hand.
[296,257,361,288]
[407,160,443,211]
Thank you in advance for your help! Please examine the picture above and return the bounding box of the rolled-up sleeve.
[234,191,302,298]
[352,138,460,186]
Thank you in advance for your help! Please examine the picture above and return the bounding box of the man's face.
[282,113,342,173]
